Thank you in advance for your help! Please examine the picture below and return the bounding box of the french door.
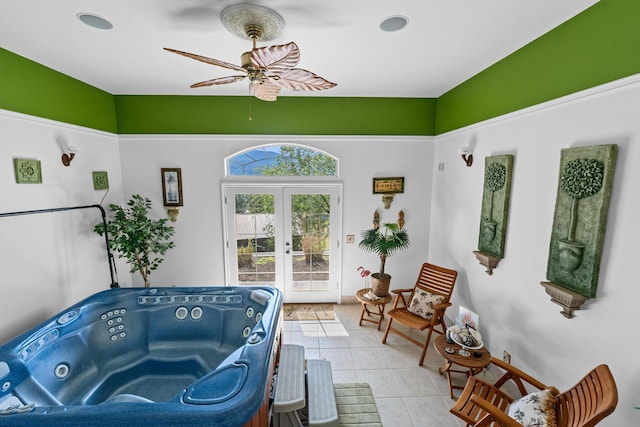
[222,184,342,303]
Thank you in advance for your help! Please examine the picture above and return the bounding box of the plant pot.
[558,239,585,274]
[481,219,498,243]
[371,273,391,297]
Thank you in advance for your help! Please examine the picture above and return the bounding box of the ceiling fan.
[164,3,336,102]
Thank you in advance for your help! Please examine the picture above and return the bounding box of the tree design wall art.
[545,144,617,302]
[474,155,513,274]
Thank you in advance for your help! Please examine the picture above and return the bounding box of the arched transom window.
[226,145,338,177]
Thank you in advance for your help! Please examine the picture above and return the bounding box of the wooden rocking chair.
[381,262,458,365]
[450,357,618,427]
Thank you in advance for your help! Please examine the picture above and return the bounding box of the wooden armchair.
[450,357,618,427]
[381,262,457,365]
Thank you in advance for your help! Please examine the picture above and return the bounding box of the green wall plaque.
[14,158,42,184]
[546,144,617,299]
[477,155,513,259]
[92,171,109,190]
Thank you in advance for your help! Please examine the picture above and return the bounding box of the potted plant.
[359,222,410,297]
[558,158,604,274]
[94,194,175,287]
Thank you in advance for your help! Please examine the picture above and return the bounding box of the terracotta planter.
[371,273,391,297]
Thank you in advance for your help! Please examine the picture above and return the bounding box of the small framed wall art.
[92,171,109,190]
[161,168,183,206]
[14,158,42,184]
[372,177,404,194]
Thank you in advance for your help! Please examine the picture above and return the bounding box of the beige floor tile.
[404,396,461,427]
[319,348,355,371]
[282,331,320,349]
[318,335,351,348]
[375,397,414,427]
[392,367,441,397]
[351,347,390,370]
[330,369,358,383]
[356,369,402,398]
[284,303,469,426]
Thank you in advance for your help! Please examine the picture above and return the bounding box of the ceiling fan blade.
[250,42,300,74]
[164,47,246,73]
[250,81,281,102]
[191,75,247,88]
[272,68,337,92]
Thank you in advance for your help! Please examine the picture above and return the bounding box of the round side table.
[356,288,392,331]
[434,334,491,399]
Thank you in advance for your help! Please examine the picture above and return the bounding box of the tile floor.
[281,303,467,427]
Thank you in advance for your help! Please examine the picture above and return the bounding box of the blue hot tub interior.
[0,286,282,426]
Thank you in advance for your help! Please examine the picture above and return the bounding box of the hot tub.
[0,286,282,426]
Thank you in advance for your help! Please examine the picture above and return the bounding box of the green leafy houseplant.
[94,195,175,287]
[359,223,410,296]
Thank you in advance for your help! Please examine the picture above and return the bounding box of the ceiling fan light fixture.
[77,13,113,30]
[220,3,285,41]
[380,15,408,32]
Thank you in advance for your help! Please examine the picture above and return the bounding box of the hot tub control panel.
[137,294,243,305]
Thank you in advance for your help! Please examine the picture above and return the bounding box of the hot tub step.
[273,344,306,427]
[307,359,338,427]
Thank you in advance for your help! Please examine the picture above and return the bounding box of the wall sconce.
[61,147,78,166]
[458,147,473,167]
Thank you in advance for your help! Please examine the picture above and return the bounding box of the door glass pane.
[291,194,330,291]
[235,194,275,284]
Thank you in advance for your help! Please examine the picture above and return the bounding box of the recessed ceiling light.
[380,15,408,32]
[77,13,113,30]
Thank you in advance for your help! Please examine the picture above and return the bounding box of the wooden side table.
[434,334,491,399]
[356,288,392,331]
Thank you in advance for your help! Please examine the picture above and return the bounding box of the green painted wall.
[435,0,640,134]
[114,95,435,135]
[1,0,638,135]
[0,48,117,133]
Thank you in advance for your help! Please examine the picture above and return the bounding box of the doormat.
[334,383,382,426]
[283,303,335,321]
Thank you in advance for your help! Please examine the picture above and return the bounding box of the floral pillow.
[407,288,445,320]
[507,387,559,427]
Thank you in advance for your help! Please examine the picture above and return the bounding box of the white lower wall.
[117,135,434,297]
[0,110,124,343]
[430,75,640,426]
[2,77,637,424]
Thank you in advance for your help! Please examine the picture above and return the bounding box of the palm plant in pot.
[359,222,410,297]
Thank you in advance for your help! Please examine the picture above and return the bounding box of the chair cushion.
[507,387,559,427]
[407,288,445,320]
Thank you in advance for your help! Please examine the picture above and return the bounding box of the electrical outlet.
[503,350,511,364]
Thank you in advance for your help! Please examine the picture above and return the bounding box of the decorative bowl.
[447,326,483,350]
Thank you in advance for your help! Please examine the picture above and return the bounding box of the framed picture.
[372,176,404,194]
[14,158,42,184]
[457,306,479,330]
[92,171,109,190]
[161,168,183,206]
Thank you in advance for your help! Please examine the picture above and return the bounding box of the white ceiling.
[1,0,598,98]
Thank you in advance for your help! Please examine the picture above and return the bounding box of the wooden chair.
[450,357,618,427]
[381,262,458,365]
